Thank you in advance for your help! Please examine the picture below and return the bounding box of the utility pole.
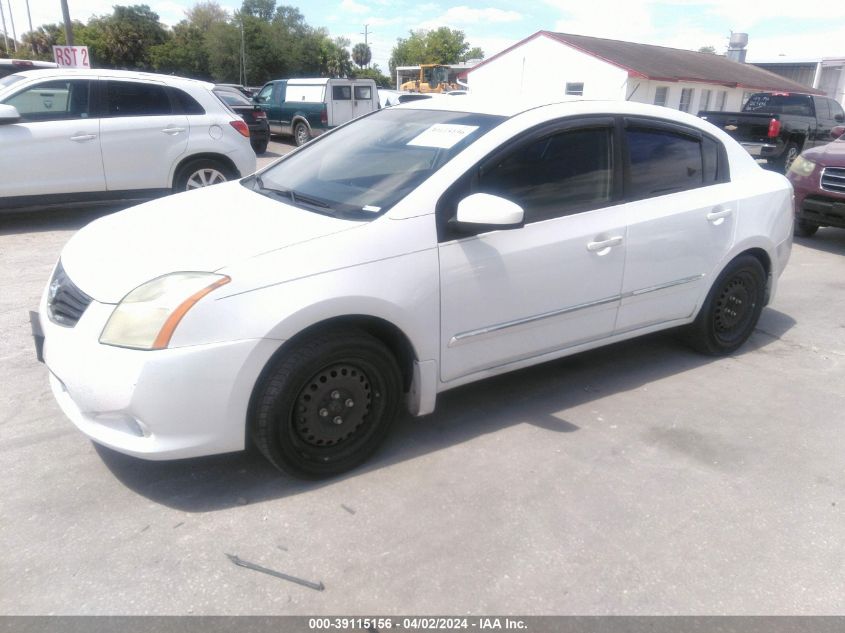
[7,0,17,52]
[60,0,73,45]
[0,0,9,53]
[360,24,371,68]
[25,0,34,54]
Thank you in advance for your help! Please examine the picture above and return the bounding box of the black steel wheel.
[794,219,819,237]
[252,329,402,478]
[687,255,766,356]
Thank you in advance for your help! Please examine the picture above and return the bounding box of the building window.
[653,86,668,107]
[679,88,694,112]
[716,90,728,111]
[565,82,584,96]
[699,89,711,112]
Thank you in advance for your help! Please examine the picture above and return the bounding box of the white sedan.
[33,97,793,477]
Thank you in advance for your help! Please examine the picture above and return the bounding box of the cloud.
[341,0,370,14]
[417,6,523,30]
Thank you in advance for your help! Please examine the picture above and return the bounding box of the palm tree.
[352,42,371,69]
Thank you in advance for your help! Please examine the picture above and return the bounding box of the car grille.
[47,262,92,327]
[821,167,845,194]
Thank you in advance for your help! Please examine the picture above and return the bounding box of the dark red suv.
[788,125,845,236]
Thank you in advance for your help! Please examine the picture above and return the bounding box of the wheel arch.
[171,153,241,187]
[246,314,419,442]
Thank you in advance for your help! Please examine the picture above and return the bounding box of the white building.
[467,31,821,113]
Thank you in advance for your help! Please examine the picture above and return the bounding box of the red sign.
[53,46,91,69]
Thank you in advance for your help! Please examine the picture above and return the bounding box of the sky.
[6,0,845,75]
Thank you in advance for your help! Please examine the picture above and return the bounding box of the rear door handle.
[586,236,623,253]
[70,133,96,142]
[706,207,733,224]
[161,126,185,135]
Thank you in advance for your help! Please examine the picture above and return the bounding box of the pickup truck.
[254,78,378,146]
[699,92,845,171]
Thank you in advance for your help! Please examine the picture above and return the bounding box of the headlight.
[788,155,817,177]
[100,272,230,350]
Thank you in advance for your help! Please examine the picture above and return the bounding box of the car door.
[98,79,189,191]
[352,84,375,119]
[616,118,736,333]
[255,82,283,134]
[329,83,353,126]
[438,118,627,383]
[0,77,103,198]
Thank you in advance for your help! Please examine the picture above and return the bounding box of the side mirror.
[0,104,21,124]
[832,125,845,139]
[453,193,524,233]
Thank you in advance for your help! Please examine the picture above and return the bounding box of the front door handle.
[70,133,96,142]
[161,126,185,135]
[706,207,733,225]
[587,236,623,253]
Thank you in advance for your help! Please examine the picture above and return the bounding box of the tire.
[794,219,819,237]
[293,121,310,147]
[686,255,766,356]
[173,159,232,192]
[252,329,402,478]
[251,139,269,154]
[772,142,799,173]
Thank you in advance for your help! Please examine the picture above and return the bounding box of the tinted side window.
[106,81,171,116]
[171,88,205,115]
[3,80,91,121]
[626,127,703,198]
[354,85,372,100]
[477,127,613,224]
[256,83,274,103]
[831,99,845,121]
[332,85,351,100]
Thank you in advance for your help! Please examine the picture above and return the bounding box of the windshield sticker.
[407,124,479,149]
[362,205,381,213]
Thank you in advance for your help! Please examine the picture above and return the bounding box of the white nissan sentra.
[33,98,793,478]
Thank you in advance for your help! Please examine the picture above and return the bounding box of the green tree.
[389,28,482,74]
[698,46,717,54]
[319,36,352,77]
[150,22,210,78]
[350,64,390,87]
[84,5,169,70]
[352,42,371,68]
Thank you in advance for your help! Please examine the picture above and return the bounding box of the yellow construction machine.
[400,64,459,93]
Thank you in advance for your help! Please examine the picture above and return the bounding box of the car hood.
[60,181,361,304]
[803,139,845,166]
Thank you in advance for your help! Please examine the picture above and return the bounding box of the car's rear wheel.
[174,159,233,192]
[686,255,766,356]
[293,121,310,147]
[252,329,402,478]
[251,139,269,154]
[794,219,819,237]
[771,142,799,173]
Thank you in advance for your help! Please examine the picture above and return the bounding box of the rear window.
[213,88,251,107]
[742,93,813,116]
[286,84,325,103]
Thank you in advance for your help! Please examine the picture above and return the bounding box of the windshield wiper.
[254,176,328,206]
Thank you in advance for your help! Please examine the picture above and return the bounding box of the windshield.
[246,108,505,218]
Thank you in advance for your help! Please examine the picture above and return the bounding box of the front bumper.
[796,195,845,229]
[36,294,280,460]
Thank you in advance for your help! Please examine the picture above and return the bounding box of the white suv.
[0,68,256,211]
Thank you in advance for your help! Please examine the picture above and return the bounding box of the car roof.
[397,94,725,126]
[8,68,215,90]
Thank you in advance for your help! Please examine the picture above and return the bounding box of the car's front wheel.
[686,255,766,356]
[252,329,402,478]
[174,159,233,192]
